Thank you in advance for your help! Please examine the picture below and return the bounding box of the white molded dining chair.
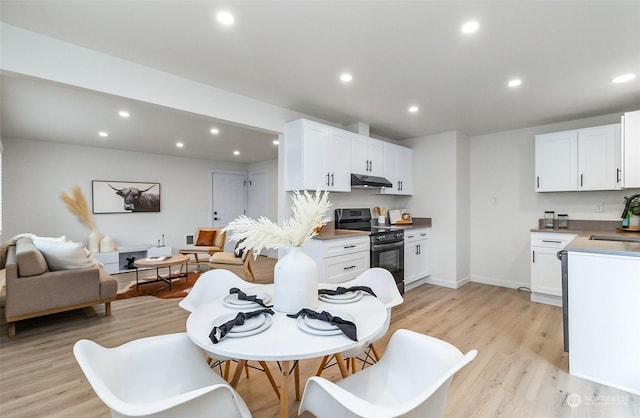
[73,332,252,418]
[316,268,403,377]
[178,269,280,397]
[179,269,255,312]
[300,329,478,418]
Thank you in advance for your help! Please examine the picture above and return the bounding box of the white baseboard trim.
[471,274,529,290]
[424,276,468,289]
[531,292,562,307]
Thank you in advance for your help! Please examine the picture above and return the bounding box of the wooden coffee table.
[133,254,190,291]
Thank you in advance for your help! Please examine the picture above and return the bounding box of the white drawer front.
[531,232,577,248]
[323,237,369,258]
[322,252,369,284]
[93,251,118,264]
[404,228,430,243]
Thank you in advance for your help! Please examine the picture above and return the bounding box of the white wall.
[469,112,639,289]
[405,131,462,287]
[2,137,246,250]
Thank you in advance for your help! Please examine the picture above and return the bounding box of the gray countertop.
[312,217,433,240]
[531,221,640,257]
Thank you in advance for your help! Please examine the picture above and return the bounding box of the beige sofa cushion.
[15,238,49,277]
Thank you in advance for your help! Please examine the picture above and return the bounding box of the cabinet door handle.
[542,240,562,244]
[617,168,621,183]
[420,233,427,237]
[343,265,356,270]
[580,173,583,187]
[417,244,421,255]
[344,244,356,249]
[365,160,370,172]
[532,250,535,263]
[399,181,403,191]
[326,173,330,186]
[331,173,335,186]
[407,235,415,239]
[537,176,540,188]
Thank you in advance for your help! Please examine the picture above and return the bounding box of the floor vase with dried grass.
[273,247,318,314]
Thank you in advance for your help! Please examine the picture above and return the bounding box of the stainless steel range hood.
[350,173,393,188]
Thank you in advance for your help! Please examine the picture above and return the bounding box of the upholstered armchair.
[179,227,227,264]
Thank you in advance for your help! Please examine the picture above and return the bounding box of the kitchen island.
[565,234,640,395]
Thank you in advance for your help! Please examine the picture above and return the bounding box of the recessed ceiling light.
[340,73,353,83]
[612,73,636,83]
[461,20,479,34]
[210,128,220,134]
[118,111,130,118]
[273,139,280,145]
[508,78,522,88]
[233,150,240,156]
[98,131,108,137]
[176,142,184,148]
[408,106,419,113]
[217,11,234,25]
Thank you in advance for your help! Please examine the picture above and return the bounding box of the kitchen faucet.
[621,194,640,218]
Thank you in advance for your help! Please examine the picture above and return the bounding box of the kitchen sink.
[589,234,640,243]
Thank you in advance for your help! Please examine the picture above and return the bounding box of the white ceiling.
[1,1,640,162]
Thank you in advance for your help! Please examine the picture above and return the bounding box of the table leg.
[279,360,291,418]
[334,353,350,378]
[135,268,140,291]
[294,361,301,401]
[230,359,247,388]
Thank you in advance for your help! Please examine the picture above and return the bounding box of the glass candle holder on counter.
[544,211,555,228]
[557,214,569,229]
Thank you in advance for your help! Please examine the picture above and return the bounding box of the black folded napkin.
[209,308,274,344]
[318,286,377,298]
[229,287,273,308]
[287,309,358,341]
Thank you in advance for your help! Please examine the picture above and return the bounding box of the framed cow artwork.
[92,180,161,214]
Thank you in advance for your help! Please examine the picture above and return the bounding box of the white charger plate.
[319,290,363,304]
[304,311,354,331]
[212,313,273,339]
[296,316,343,336]
[223,292,272,309]
[213,312,266,333]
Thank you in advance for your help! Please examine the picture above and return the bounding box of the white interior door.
[247,171,268,219]
[211,171,247,251]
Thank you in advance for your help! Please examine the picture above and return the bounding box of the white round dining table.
[186,284,387,418]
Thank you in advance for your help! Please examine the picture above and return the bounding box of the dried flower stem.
[225,190,331,256]
[60,185,96,231]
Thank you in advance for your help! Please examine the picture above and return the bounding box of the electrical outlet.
[595,202,604,213]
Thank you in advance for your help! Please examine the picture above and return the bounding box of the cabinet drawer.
[531,233,577,248]
[322,252,369,284]
[322,237,369,258]
[404,228,430,243]
[93,251,118,264]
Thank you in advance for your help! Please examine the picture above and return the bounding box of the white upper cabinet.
[623,110,640,188]
[535,130,578,191]
[284,119,351,192]
[535,123,621,192]
[381,142,414,195]
[351,134,384,176]
[578,124,621,190]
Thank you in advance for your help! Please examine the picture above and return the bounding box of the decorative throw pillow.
[32,238,94,271]
[196,230,216,246]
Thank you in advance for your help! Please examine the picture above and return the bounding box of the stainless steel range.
[335,208,405,294]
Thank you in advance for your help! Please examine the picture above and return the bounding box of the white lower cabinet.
[404,228,431,285]
[93,246,172,274]
[530,232,576,306]
[303,236,370,284]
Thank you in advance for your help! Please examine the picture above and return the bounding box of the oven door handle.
[371,241,404,251]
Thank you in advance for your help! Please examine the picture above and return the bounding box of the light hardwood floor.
[1,258,638,417]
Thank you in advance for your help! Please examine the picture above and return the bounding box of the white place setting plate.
[318,290,363,304]
[212,312,273,338]
[297,311,355,336]
[222,291,272,309]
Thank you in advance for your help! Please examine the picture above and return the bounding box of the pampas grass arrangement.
[225,190,331,256]
[60,185,96,231]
